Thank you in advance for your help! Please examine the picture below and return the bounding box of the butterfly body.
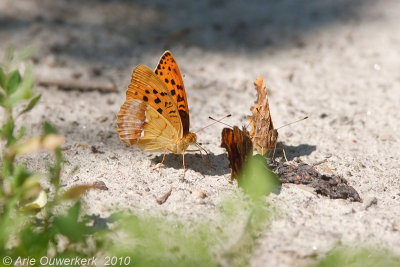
[174,132,197,153]
[117,51,199,177]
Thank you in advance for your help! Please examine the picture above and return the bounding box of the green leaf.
[238,155,281,199]
[4,45,15,64]
[4,66,34,107]
[16,126,26,139]
[43,121,58,134]
[0,67,5,89]
[18,65,34,98]
[19,94,41,115]
[14,47,34,63]
[0,119,15,145]
[68,201,81,221]
[19,226,52,257]
[54,201,89,243]
[0,91,4,106]
[12,163,32,188]
[6,69,21,95]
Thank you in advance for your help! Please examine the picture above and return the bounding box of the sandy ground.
[1,0,399,266]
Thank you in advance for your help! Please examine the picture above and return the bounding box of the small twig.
[312,159,328,166]
[156,187,173,205]
[37,77,117,93]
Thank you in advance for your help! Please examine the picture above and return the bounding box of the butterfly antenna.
[276,116,309,130]
[194,114,232,133]
[196,142,209,155]
[195,142,216,170]
[207,115,233,128]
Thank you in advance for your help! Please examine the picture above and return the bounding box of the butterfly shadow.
[151,152,230,176]
[275,143,317,161]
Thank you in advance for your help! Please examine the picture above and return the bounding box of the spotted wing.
[116,65,183,146]
[155,51,190,134]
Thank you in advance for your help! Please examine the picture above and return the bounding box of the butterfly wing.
[117,99,146,145]
[155,51,190,134]
[248,75,278,155]
[136,106,180,152]
[117,65,183,150]
[221,126,253,179]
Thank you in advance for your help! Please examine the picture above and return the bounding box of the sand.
[1,0,399,266]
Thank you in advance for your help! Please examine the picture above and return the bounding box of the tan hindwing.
[137,106,179,152]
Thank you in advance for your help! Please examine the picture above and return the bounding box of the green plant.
[316,246,400,267]
[0,47,106,263]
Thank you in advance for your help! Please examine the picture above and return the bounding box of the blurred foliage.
[0,47,105,263]
[316,246,400,267]
[107,213,218,267]
[238,154,281,199]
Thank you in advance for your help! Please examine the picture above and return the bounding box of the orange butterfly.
[117,51,201,178]
[220,126,253,180]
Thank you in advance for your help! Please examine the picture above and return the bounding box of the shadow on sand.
[151,152,230,176]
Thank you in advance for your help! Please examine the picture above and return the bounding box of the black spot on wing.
[153,89,158,94]
[177,95,185,102]
[155,98,161,104]
[143,96,148,102]
[157,108,163,114]
[170,89,176,96]
[164,102,173,108]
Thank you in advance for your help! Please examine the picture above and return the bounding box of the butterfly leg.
[181,151,186,181]
[271,146,289,164]
[272,145,277,161]
[153,148,167,170]
[282,147,289,163]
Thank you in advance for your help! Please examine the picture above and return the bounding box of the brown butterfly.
[248,75,278,156]
[220,126,253,180]
[116,51,201,178]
